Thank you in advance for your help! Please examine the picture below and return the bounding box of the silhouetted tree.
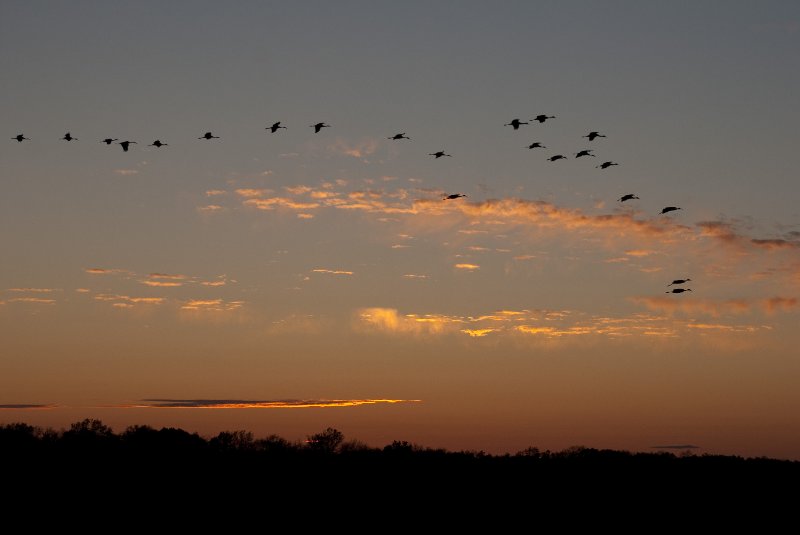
[306,427,344,454]
[210,430,255,452]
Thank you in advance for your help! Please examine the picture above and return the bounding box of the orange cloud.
[181,299,244,312]
[312,269,354,275]
[205,189,227,196]
[455,263,480,270]
[8,297,56,304]
[631,295,798,317]
[126,398,420,409]
[327,138,380,159]
[235,188,272,198]
[197,204,224,213]
[140,280,183,287]
[7,288,57,293]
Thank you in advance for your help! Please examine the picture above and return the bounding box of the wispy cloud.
[631,295,798,317]
[113,169,139,176]
[312,269,354,276]
[454,263,480,270]
[123,398,420,409]
[6,288,58,293]
[0,404,57,410]
[7,297,56,304]
[327,138,380,159]
[181,299,244,312]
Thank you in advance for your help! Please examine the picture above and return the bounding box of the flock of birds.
[10,114,690,293]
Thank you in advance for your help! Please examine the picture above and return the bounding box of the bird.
[100,138,118,145]
[527,142,546,149]
[548,154,567,162]
[596,161,618,169]
[666,288,692,294]
[443,193,467,200]
[117,141,137,152]
[198,132,220,140]
[531,114,555,123]
[310,122,330,133]
[62,132,77,141]
[388,133,411,140]
[505,119,528,130]
[429,151,452,158]
[618,194,639,202]
[575,149,595,158]
[12,134,29,142]
[148,140,168,148]
[668,278,691,286]
[583,131,606,141]
[267,122,287,133]
[660,206,681,215]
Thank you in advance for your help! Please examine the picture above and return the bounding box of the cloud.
[197,204,224,213]
[200,280,226,287]
[140,273,186,287]
[125,398,420,409]
[244,197,320,211]
[140,280,183,287]
[761,297,798,314]
[631,295,798,317]
[181,299,244,312]
[455,263,480,270]
[297,213,314,219]
[75,288,91,293]
[327,138,380,159]
[357,308,464,334]
[113,169,139,176]
[205,189,227,196]
[312,269,354,275]
[461,329,496,337]
[235,188,272,198]
[85,267,128,275]
[403,274,428,279]
[0,404,57,410]
[7,297,56,304]
[94,294,165,305]
[7,288,58,293]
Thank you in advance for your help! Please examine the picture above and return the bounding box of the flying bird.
[117,141,137,152]
[666,288,692,294]
[531,115,555,123]
[100,138,118,145]
[618,194,639,202]
[596,161,618,169]
[148,140,168,148]
[668,278,691,286]
[660,206,681,215]
[505,119,528,130]
[267,122,287,133]
[548,154,567,162]
[310,122,330,133]
[388,133,411,140]
[443,193,467,200]
[62,132,77,141]
[198,132,220,140]
[527,142,546,149]
[12,134,29,142]
[429,151,452,158]
[583,131,606,141]
[575,149,595,158]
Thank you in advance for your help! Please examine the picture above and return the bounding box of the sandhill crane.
[668,278,691,286]
[527,142,545,149]
[597,161,618,169]
[548,154,567,162]
[618,194,639,202]
[12,134,29,142]
[575,149,595,158]
[267,122,287,133]
[666,288,692,294]
[531,115,555,123]
[660,206,681,215]
[101,138,118,145]
[388,133,411,140]
[117,141,137,152]
[443,193,467,200]
[62,132,77,141]
[148,140,168,148]
[311,122,330,133]
[583,131,606,141]
[505,119,528,130]
[198,132,219,140]
[429,151,452,158]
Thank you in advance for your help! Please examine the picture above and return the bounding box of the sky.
[2,1,800,459]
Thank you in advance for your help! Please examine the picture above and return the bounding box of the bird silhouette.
[267,122,287,133]
[505,119,528,130]
[666,288,692,294]
[62,132,77,141]
[148,140,168,148]
[575,149,595,158]
[531,115,555,123]
[12,134,29,142]
[443,193,467,200]
[388,133,411,140]
[527,142,546,149]
[660,206,681,215]
[198,132,220,140]
[583,131,606,141]
[548,154,567,162]
[117,141,137,152]
[311,123,330,133]
[429,151,452,158]
[618,194,639,202]
[596,161,618,169]
[101,138,118,145]
[668,278,691,286]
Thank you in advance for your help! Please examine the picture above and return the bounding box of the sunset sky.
[2,1,800,459]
